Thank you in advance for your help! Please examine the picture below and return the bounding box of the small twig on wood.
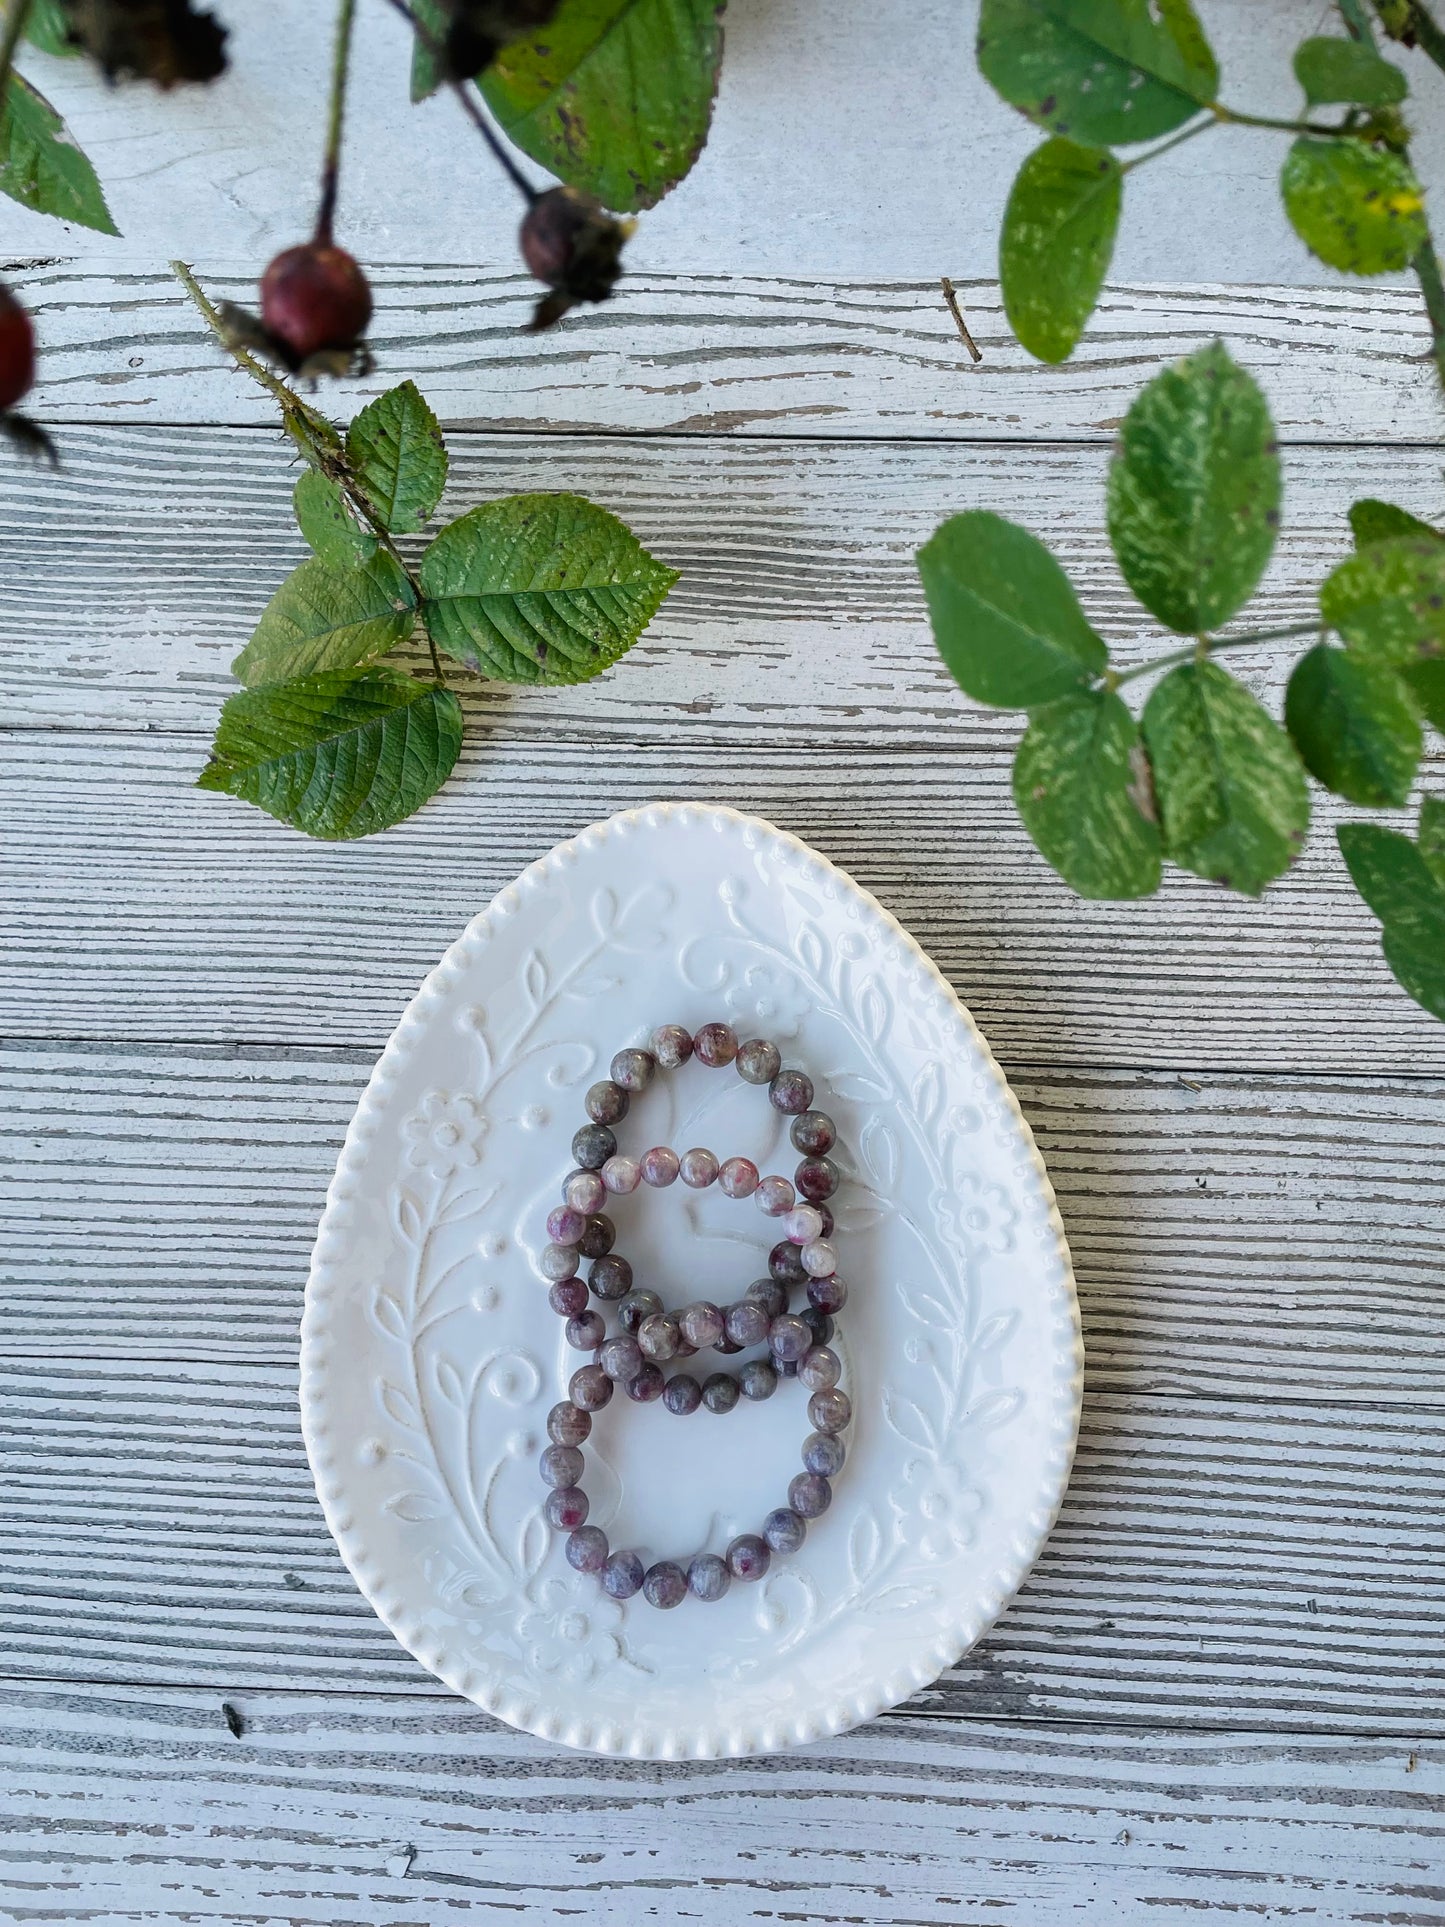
[940,278,982,363]
[220,1700,245,1738]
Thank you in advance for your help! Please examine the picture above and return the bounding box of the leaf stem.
[1211,102,1351,136]
[0,0,36,99]
[316,0,358,245]
[380,0,539,204]
[1109,620,1321,688]
[1412,231,1445,386]
[1120,114,1217,174]
[1340,0,1380,46]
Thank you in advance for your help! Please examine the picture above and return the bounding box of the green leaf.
[293,470,378,569]
[1419,795,1445,890]
[0,74,116,234]
[1337,821,1445,1019]
[977,0,1218,145]
[232,551,417,687]
[1320,535,1445,669]
[1293,37,1407,107]
[1281,137,1426,276]
[345,381,449,536]
[408,0,450,100]
[1284,642,1421,808]
[1403,658,1445,731]
[1105,341,1281,633]
[1141,660,1310,894]
[918,510,1107,709]
[480,0,726,213]
[25,0,79,56]
[419,492,678,683]
[198,667,463,840]
[1349,498,1442,548]
[1000,138,1121,364]
[1012,688,1161,897]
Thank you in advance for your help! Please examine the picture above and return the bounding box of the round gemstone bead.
[637,1314,681,1362]
[808,1273,848,1314]
[755,1176,795,1217]
[744,1278,787,1320]
[569,1363,613,1411]
[547,1278,588,1319]
[801,1308,835,1346]
[640,1145,680,1188]
[588,1254,633,1301]
[617,1288,662,1333]
[789,1471,832,1519]
[724,1300,769,1348]
[546,1204,586,1245]
[672,1333,698,1359]
[693,1022,738,1068]
[718,1156,760,1199]
[784,1204,824,1246]
[539,1442,584,1488]
[769,1313,812,1364]
[790,1110,837,1156]
[565,1310,605,1351]
[801,1239,838,1277]
[585,1080,629,1125]
[650,1023,693,1068]
[703,1372,740,1413]
[815,1203,836,1239]
[803,1430,846,1478]
[566,1525,609,1573]
[769,1069,814,1115]
[687,1552,731,1601]
[643,1560,687,1608]
[611,1047,656,1092]
[603,1549,645,1600]
[564,1169,607,1214]
[726,1533,771,1582]
[713,1333,743,1356]
[763,1506,807,1554]
[769,1239,808,1286]
[679,1147,720,1188]
[664,1372,703,1415]
[545,1485,588,1530]
[539,1241,579,1282]
[809,1387,852,1435]
[598,1334,643,1383]
[800,1346,842,1391]
[571,1123,616,1170]
[601,1154,641,1195]
[736,1038,782,1084]
[577,1213,615,1259]
[679,1301,725,1349]
[740,1358,778,1401]
[547,1400,591,1447]
[795,1156,839,1203]
[626,1363,666,1403]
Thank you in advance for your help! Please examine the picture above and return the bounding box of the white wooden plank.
[0,1359,1440,1733]
[4,729,1443,1072]
[3,1044,1443,1407]
[0,1682,1439,1927]
[10,263,1444,440]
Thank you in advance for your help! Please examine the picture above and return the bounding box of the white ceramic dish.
[300,803,1082,1758]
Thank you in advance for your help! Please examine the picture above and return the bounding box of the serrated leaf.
[1320,535,1445,669]
[977,0,1218,145]
[1419,797,1445,890]
[418,492,677,684]
[1403,659,1445,732]
[233,551,416,687]
[25,0,79,55]
[293,469,378,569]
[0,74,116,234]
[1000,138,1121,364]
[1337,821,1445,1019]
[1281,137,1426,276]
[408,0,450,99]
[198,666,463,840]
[1349,499,1442,548]
[1013,688,1161,897]
[1293,37,1406,107]
[1284,643,1421,808]
[1141,661,1310,894]
[480,0,726,213]
[918,510,1107,708]
[1106,340,1280,634]
[345,381,448,536]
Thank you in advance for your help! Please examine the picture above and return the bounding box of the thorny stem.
[171,257,448,686]
[380,0,539,203]
[1107,620,1322,689]
[316,0,359,244]
[0,0,36,100]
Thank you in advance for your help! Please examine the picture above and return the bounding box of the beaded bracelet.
[532,1020,854,1608]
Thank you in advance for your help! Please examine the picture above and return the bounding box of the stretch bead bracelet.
[533,1021,854,1607]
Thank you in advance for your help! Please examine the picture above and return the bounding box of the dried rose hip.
[519,186,629,331]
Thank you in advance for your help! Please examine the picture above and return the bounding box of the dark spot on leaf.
[1039,94,1056,116]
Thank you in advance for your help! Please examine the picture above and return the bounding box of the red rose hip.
[259,243,372,364]
[0,286,36,412]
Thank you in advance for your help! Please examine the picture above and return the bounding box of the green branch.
[1108,620,1322,689]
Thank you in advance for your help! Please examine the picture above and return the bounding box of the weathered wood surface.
[1,1683,1439,1927]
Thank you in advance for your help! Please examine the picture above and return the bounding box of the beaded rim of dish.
[300,802,1085,1761]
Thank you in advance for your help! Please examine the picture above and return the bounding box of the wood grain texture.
[3,1043,1443,1406]
[8,264,1443,440]
[0,1682,1439,1926]
[1,1358,1441,1734]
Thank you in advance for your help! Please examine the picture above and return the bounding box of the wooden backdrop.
[1,3,1443,1920]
